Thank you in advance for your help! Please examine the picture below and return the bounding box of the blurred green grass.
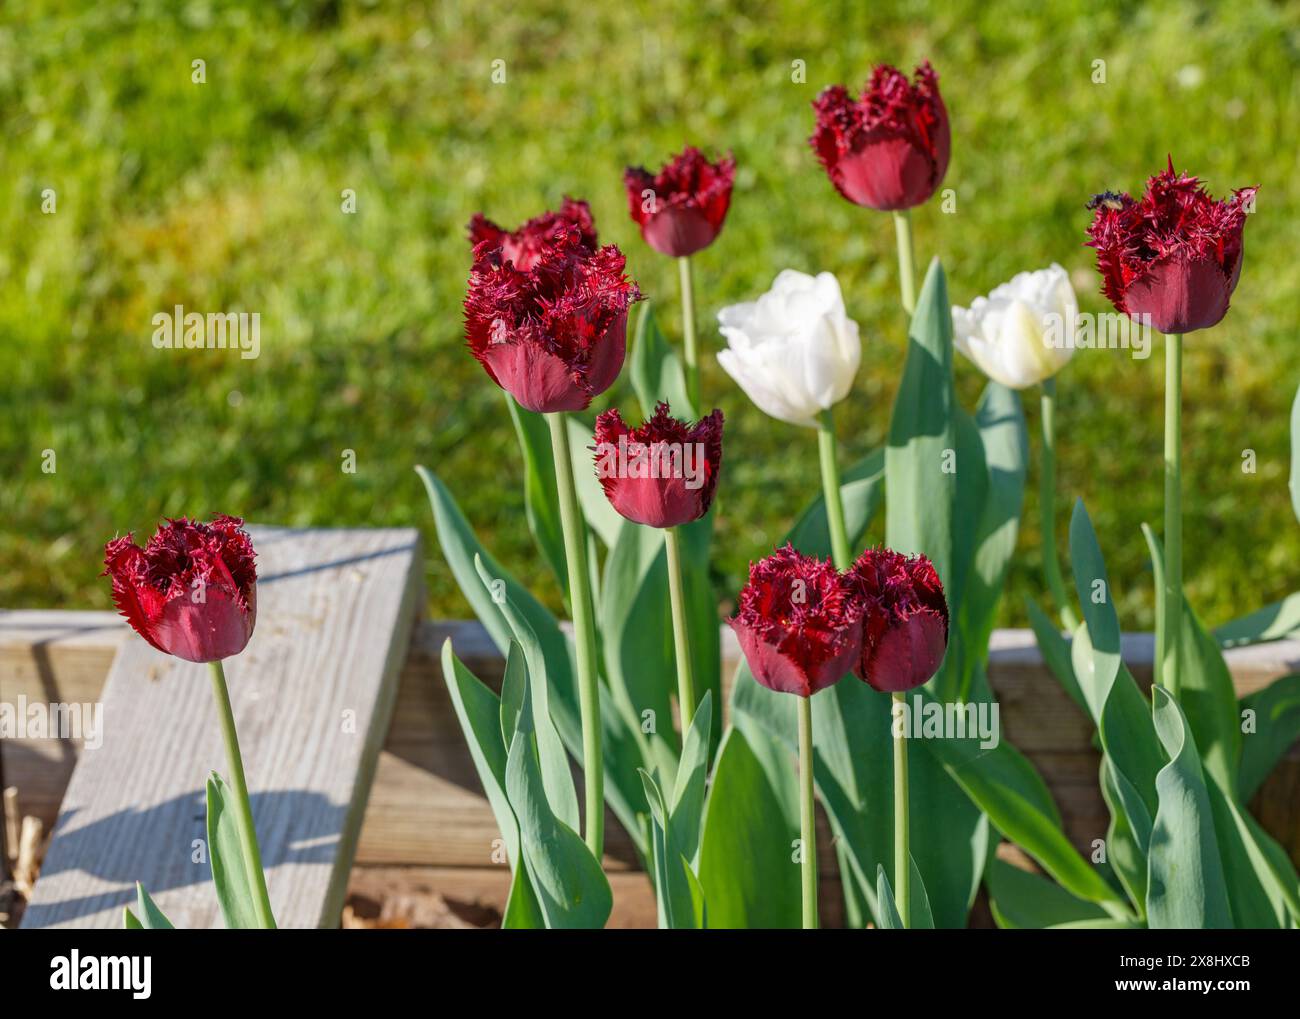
[2,0,1298,633]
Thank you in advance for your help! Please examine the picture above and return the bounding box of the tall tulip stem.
[816,409,852,571]
[547,412,604,858]
[1162,332,1183,696]
[892,689,910,929]
[208,659,276,929]
[678,256,700,412]
[1039,379,1078,632]
[797,693,818,929]
[893,210,917,317]
[663,525,696,730]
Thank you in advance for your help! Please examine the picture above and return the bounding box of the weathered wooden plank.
[16,527,422,929]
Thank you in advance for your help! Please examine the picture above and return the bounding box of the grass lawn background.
[3,0,1297,632]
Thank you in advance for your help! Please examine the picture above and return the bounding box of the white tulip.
[951,264,1077,389]
[716,269,861,428]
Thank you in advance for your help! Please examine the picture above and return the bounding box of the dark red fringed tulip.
[810,62,950,212]
[730,545,864,698]
[464,227,641,413]
[847,548,948,693]
[1085,158,1256,335]
[623,147,736,257]
[467,197,598,271]
[103,515,257,664]
[593,401,723,528]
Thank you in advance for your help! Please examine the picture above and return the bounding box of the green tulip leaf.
[131,883,174,930]
[506,396,568,595]
[1145,688,1232,929]
[1215,592,1300,649]
[630,300,696,421]
[206,772,269,930]
[986,858,1112,929]
[698,727,800,928]
[1239,674,1300,801]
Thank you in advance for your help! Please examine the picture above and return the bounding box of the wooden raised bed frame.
[4,595,1299,927]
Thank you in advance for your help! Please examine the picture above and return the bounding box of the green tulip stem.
[678,256,700,413]
[893,210,917,317]
[663,525,696,730]
[798,693,818,929]
[816,409,853,571]
[1163,332,1184,696]
[1039,379,1078,632]
[893,689,910,929]
[208,659,276,929]
[547,411,604,858]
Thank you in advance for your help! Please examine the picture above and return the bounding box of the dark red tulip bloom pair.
[1086,158,1257,335]
[593,401,723,528]
[624,147,735,257]
[103,515,258,663]
[732,545,948,698]
[464,227,642,413]
[810,62,950,212]
[467,197,598,271]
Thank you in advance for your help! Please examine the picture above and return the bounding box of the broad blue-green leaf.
[640,769,700,929]
[680,514,722,749]
[418,468,645,853]
[698,727,800,928]
[1215,593,1300,649]
[957,383,1028,656]
[920,687,1127,914]
[501,861,546,929]
[986,858,1111,929]
[1239,674,1300,800]
[475,557,579,830]
[785,449,885,558]
[885,257,955,591]
[506,396,568,595]
[132,883,174,930]
[567,415,623,549]
[1100,757,1152,914]
[441,639,518,862]
[417,466,580,744]
[1069,500,1121,718]
[1144,524,1241,793]
[206,773,271,930]
[669,691,713,866]
[1145,688,1232,929]
[876,866,904,930]
[874,856,934,930]
[505,677,612,929]
[1205,775,1289,928]
[1026,599,1088,715]
[599,521,679,780]
[630,301,695,420]
[499,640,527,750]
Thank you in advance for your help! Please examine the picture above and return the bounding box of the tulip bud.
[624,147,735,258]
[810,62,950,212]
[729,545,864,698]
[1086,157,1256,335]
[846,548,948,693]
[717,269,861,428]
[464,228,641,413]
[593,402,724,528]
[103,515,258,663]
[951,264,1077,389]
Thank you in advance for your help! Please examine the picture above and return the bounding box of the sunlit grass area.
[3,0,1298,630]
